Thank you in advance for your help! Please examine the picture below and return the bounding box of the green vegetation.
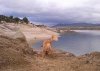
[0,15,29,24]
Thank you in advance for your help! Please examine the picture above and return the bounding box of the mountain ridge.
[52,23,100,27]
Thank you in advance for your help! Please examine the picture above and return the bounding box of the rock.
[0,24,25,39]
[0,24,35,55]
[65,52,76,57]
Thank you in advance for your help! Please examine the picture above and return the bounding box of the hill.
[0,35,100,71]
[0,16,100,71]
[53,23,100,27]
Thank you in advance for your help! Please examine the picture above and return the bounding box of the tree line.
[0,15,29,24]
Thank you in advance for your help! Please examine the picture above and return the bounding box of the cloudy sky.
[0,0,100,25]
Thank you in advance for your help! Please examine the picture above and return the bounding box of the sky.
[0,0,100,25]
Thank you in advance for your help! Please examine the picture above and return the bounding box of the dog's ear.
[52,35,58,41]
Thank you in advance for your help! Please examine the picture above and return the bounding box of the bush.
[0,15,30,24]
[23,17,29,24]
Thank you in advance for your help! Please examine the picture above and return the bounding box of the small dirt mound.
[0,35,35,71]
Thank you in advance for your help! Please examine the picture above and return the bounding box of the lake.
[32,30,100,56]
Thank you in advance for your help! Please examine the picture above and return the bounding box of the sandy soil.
[0,35,100,71]
[0,23,59,47]
[0,23,100,71]
[15,23,59,46]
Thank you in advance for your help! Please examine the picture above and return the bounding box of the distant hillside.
[52,23,100,27]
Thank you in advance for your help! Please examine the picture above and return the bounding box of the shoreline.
[0,23,100,71]
[19,24,59,46]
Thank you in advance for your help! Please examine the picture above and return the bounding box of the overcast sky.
[0,0,100,25]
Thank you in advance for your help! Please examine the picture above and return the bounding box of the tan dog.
[42,35,58,57]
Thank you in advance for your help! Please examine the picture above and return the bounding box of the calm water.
[32,30,100,56]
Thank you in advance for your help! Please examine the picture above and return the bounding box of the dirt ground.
[0,35,100,71]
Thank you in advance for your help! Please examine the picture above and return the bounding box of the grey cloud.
[0,0,100,24]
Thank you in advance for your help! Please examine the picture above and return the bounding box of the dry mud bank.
[0,35,100,71]
[0,23,100,71]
